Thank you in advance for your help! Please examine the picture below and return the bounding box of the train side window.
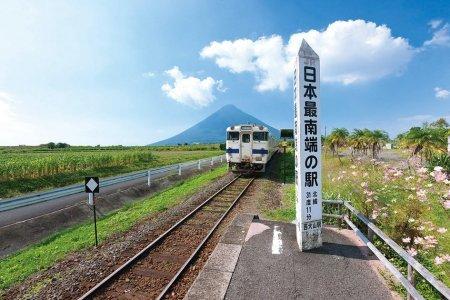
[242,134,250,143]
[253,132,268,141]
[227,132,239,141]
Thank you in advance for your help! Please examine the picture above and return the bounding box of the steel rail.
[156,177,254,300]
[0,154,225,212]
[77,174,251,300]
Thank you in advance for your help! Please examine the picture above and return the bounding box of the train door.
[240,132,252,162]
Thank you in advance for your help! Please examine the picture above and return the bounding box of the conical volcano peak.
[152,105,280,145]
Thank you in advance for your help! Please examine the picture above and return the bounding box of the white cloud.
[398,114,435,122]
[435,87,450,99]
[424,22,450,47]
[201,19,415,91]
[161,66,224,107]
[429,19,443,30]
[142,71,156,78]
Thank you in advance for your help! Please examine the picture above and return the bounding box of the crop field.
[0,145,223,199]
[269,150,449,299]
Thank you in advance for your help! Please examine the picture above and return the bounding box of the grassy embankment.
[0,145,223,199]
[0,165,228,293]
[265,149,449,299]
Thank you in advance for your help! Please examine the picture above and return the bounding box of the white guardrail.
[0,154,226,213]
[323,200,450,300]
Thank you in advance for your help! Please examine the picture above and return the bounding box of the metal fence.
[0,155,226,212]
[323,200,450,300]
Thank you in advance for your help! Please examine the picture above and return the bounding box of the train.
[225,124,277,172]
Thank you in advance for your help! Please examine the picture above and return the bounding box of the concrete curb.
[184,214,255,300]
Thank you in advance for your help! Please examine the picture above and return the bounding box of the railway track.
[78,175,254,300]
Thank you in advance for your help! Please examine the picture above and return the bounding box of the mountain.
[152,104,280,145]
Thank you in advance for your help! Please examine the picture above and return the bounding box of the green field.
[267,150,449,299]
[0,145,223,199]
[0,165,228,294]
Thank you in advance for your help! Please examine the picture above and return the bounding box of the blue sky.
[0,0,449,145]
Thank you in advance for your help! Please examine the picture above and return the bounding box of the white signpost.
[293,40,322,251]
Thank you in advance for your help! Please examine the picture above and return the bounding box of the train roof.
[226,124,268,131]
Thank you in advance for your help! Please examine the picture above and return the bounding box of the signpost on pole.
[85,176,100,247]
[293,40,322,251]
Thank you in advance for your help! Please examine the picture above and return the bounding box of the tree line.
[325,118,449,164]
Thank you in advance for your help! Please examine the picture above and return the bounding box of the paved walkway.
[186,215,397,300]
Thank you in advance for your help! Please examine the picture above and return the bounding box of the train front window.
[227,132,239,141]
[253,132,268,141]
[242,134,250,143]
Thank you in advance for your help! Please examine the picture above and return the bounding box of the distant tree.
[184,142,189,146]
[47,142,56,149]
[431,118,449,128]
[56,142,70,148]
[219,143,226,150]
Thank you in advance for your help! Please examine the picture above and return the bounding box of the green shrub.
[427,153,450,173]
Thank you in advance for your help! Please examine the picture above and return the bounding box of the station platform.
[185,214,397,300]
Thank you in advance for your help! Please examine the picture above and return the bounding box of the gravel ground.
[3,172,236,300]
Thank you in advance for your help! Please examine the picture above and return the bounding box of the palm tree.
[348,129,369,156]
[328,128,349,163]
[367,130,389,158]
[402,126,447,161]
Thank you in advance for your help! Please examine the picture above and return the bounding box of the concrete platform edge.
[184,213,254,300]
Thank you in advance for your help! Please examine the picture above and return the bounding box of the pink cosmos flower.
[402,237,411,243]
[416,189,427,202]
[364,190,374,196]
[434,256,445,265]
[437,227,447,234]
[435,171,447,183]
[407,248,417,257]
[423,236,438,249]
[444,200,450,210]
[434,166,444,172]
[417,167,428,174]
[414,237,423,244]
